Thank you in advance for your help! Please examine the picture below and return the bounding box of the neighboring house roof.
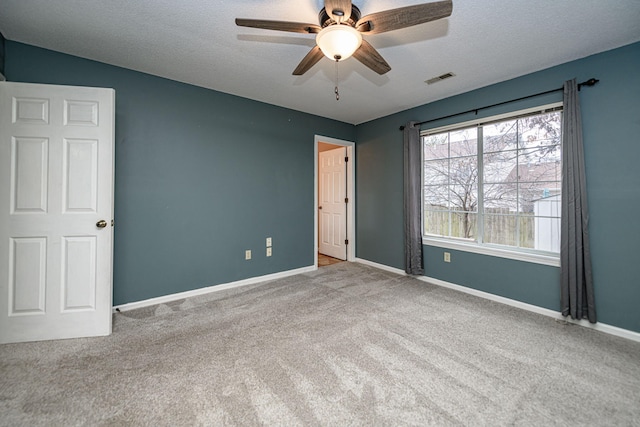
[505,162,561,184]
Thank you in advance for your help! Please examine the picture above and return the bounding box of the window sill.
[423,237,560,267]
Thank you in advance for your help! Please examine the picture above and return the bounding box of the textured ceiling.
[1,0,639,124]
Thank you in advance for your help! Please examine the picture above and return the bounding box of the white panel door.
[319,147,347,260]
[0,82,115,344]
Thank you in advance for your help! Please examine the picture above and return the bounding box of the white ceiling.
[1,0,639,125]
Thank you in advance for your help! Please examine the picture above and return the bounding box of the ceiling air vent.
[425,72,456,85]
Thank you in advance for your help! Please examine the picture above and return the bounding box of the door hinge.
[345,239,349,245]
[345,156,349,162]
[344,197,349,203]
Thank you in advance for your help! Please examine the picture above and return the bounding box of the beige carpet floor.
[1,262,639,426]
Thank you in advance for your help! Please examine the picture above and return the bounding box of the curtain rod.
[399,78,599,131]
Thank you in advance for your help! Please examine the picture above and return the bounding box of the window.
[422,105,562,261]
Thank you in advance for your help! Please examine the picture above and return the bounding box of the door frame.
[314,135,355,267]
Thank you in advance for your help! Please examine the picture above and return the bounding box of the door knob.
[319,206,322,209]
[96,220,108,228]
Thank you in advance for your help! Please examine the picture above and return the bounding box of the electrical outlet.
[245,250,251,260]
[444,252,451,263]
[266,237,272,247]
[266,247,272,257]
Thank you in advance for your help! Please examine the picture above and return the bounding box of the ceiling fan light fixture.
[316,24,362,61]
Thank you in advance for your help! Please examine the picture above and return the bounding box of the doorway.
[314,135,355,268]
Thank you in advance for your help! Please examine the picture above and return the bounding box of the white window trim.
[424,236,560,266]
[421,102,563,267]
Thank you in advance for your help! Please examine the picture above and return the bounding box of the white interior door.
[0,82,115,344]
[319,147,347,260]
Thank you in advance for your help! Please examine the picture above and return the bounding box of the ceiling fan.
[236,0,453,76]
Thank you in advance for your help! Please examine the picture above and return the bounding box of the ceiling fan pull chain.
[334,58,340,101]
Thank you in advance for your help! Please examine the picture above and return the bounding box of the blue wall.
[355,42,640,333]
[5,39,640,334]
[5,41,355,305]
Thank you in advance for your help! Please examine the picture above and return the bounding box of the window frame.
[421,103,563,267]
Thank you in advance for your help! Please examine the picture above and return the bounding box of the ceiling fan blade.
[352,40,391,75]
[292,46,325,75]
[356,0,452,34]
[324,0,353,23]
[236,18,321,34]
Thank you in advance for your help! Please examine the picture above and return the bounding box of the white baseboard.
[354,257,406,275]
[355,258,640,343]
[113,265,317,313]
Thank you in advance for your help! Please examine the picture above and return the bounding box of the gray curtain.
[403,121,424,275]
[560,79,596,323]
